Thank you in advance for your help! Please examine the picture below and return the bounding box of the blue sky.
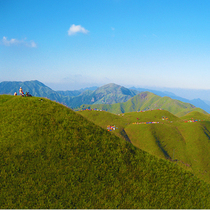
[1,0,210,90]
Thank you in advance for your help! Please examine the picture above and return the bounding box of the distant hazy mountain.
[63,83,139,108]
[57,90,85,97]
[129,86,177,97]
[204,100,210,106]
[57,86,98,97]
[91,83,138,104]
[79,91,207,117]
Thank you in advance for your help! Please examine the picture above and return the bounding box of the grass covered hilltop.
[1,95,210,208]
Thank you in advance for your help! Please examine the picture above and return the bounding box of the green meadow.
[1,95,210,208]
[79,109,210,184]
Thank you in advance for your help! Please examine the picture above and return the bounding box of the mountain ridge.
[130,87,210,113]
[79,91,208,116]
[1,80,209,114]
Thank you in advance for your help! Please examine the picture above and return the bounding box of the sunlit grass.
[1,95,210,208]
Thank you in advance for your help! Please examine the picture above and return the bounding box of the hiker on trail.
[19,87,23,95]
[14,92,17,96]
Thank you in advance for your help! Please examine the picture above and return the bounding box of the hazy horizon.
[2,78,210,101]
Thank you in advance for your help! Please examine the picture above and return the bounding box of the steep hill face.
[1,95,210,208]
[79,91,207,116]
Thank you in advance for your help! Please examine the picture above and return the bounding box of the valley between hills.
[1,81,210,208]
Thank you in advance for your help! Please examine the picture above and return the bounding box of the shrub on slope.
[1,95,210,208]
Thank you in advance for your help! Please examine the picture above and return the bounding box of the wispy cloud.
[1,36,37,48]
[68,24,89,36]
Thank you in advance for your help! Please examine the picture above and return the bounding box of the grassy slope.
[77,110,131,143]
[1,95,210,208]
[123,109,180,122]
[180,111,210,121]
[125,122,210,181]
[176,107,207,117]
[79,109,210,184]
[79,92,207,117]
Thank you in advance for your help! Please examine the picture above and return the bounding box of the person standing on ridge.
[19,87,23,95]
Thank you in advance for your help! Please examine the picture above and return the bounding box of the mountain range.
[79,91,207,117]
[1,80,210,115]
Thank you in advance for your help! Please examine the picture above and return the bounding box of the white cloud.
[30,41,37,48]
[68,24,89,36]
[1,36,37,48]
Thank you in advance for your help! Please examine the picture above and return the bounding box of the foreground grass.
[1,95,210,208]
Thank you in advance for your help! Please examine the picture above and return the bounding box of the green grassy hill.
[180,111,210,121]
[125,121,210,182]
[1,95,210,208]
[78,109,210,184]
[79,91,208,117]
